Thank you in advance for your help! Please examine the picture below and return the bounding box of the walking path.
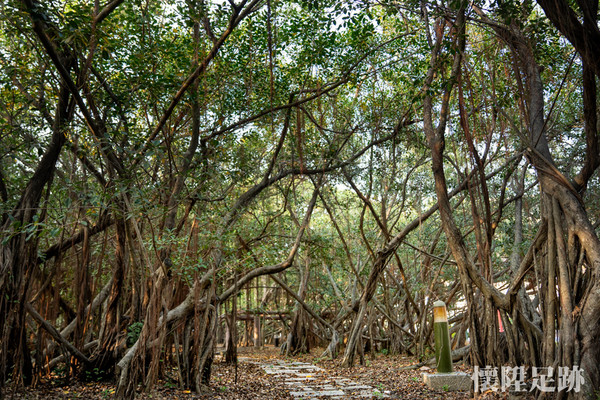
[241,357,388,399]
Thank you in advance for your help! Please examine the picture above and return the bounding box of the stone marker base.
[422,372,471,391]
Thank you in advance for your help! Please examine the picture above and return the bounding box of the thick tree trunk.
[224,287,237,364]
[284,257,311,356]
[0,54,73,392]
[193,297,217,392]
[497,9,600,396]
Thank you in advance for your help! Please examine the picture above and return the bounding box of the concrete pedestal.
[422,372,471,391]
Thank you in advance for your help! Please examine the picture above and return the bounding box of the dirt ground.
[4,346,525,399]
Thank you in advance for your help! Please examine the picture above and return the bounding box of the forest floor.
[5,346,528,399]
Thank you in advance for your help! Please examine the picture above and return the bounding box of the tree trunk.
[431,6,600,397]
[0,52,73,391]
[224,287,237,364]
[284,256,311,356]
[253,315,262,348]
[91,214,127,379]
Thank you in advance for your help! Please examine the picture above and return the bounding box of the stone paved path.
[242,357,388,399]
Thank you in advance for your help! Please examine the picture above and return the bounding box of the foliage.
[126,322,145,348]
[1,0,599,395]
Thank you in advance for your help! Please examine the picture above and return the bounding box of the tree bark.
[0,27,74,388]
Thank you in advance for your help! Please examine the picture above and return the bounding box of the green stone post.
[433,300,453,373]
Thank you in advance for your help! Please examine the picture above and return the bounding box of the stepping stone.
[290,389,346,397]
[264,368,301,373]
[313,385,336,390]
[334,378,352,384]
[257,358,387,398]
[344,384,372,390]
[286,377,317,381]
[284,381,305,386]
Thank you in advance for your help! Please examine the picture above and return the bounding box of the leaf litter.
[5,346,531,399]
